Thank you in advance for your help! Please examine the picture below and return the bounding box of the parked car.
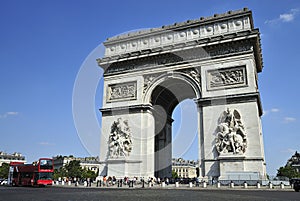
[290,178,300,192]
[0,179,8,185]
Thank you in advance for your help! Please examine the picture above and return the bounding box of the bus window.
[37,172,53,180]
[39,159,53,170]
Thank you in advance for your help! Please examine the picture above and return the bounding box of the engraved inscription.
[207,66,247,90]
[107,82,137,102]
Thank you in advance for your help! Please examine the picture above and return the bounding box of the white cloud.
[265,8,299,24]
[0,111,19,118]
[38,142,55,146]
[279,13,294,22]
[284,117,296,123]
[271,108,279,113]
[262,108,279,116]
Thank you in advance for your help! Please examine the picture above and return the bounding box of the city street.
[0,186,299,201]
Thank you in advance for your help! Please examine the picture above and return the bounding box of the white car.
[1,179,8,185]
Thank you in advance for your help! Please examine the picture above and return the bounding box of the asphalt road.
[0,186,299,201]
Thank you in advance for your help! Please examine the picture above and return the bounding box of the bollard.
[203,181,207,188]
[68,181,71,186]
[230,181,234,188]
[84,181,87,187]
[161,181,165,188]
[280,182,284,189]
[243,182,247,188]
[189,182,193,188]
[175,181,179,187]
[61,181,65,186]
[256,182,260,189]
[216,181,221,188]
[269,182,273,189]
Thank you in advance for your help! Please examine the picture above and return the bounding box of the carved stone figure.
[215,108,247,154]
[108,118,133,158]
[107,82,137,102]
[143,74,160,93]
[178,68,200,83]
[210,68,244,87]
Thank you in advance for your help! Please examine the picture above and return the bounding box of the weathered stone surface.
[97,8,266,181]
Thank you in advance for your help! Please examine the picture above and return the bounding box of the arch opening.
[150,77,199,178]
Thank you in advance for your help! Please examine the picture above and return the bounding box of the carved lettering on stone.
[107,82,137,102]
[215,108,247,155]
[207,66,247,90]
[108,118,133,158]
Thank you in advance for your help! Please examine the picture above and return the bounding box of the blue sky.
[0,0,299,176]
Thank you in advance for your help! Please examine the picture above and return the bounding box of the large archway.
[149,77,199,178]
[98,9,267,182]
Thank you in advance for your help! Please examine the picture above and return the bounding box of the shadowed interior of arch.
[150,77,198,178]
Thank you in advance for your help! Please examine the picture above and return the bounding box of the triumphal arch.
[97,8,267,181]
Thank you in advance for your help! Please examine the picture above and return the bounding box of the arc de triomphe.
[97,8,267,181]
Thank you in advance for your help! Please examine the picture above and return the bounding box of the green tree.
[0,163,9,179]
[82,168,97,180]
[172,170,178,179]
[65,160,82,178]
[277,165,300,179]
[53,167,67,180]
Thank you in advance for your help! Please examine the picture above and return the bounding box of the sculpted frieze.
[207,66,247,90]
[104,42,253,75]
[107,82,137,102]
[177,68,200,83]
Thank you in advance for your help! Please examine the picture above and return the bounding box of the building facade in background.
[0,152,26,166]
[287,151,300,173]
[53,155,100,173]
[172,158,198,178]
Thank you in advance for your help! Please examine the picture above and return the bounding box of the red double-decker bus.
[8,158,54,186]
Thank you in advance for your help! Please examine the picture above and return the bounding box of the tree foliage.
[172,170,178,179]
[277,165,300,179]
[82,168,97,180]
[53,160,98,180]
[64,160,82,178]
[0,163,9,179]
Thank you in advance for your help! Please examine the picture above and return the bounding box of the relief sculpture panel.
[215,108,247,155]
[108,118,133,158]
[107,81,137,102]
[207,66,247,90]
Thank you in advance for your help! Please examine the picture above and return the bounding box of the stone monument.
[97,8,267,181]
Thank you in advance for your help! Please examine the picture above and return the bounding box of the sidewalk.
[52,182,295,191]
